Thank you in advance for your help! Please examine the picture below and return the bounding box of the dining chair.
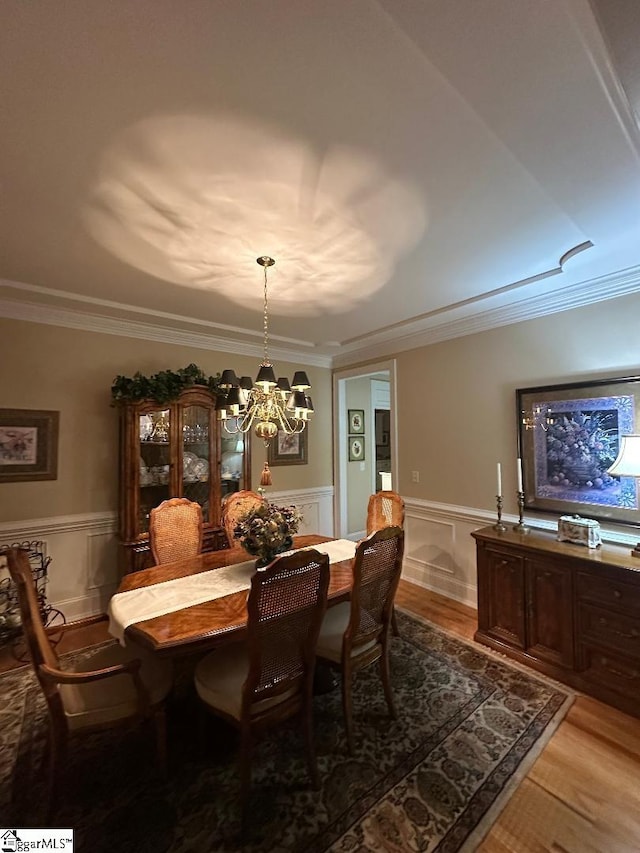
[6,547,173,820]
[193,548,330,811]
[315,526,404,753]
[221,489,264,550]
[366,490,405,636]
[366,490,405,534]
[149,497,203,564]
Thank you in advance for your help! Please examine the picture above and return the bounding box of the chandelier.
[217,256,314,442]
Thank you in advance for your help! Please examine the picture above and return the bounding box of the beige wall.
[395,292,640,520]
[0,318,333,524]
[345,376,373,533]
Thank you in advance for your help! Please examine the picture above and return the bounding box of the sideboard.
[472,525,640,718]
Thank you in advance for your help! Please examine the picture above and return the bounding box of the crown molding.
[3,262,640,371]
[0,296,333,368]
[333,263,640,367]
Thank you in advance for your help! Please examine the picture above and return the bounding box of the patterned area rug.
[1,611,573,852]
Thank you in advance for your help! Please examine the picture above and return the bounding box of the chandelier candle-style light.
[217,257,314,445]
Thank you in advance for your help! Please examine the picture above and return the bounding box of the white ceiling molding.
[333,262,640,368]
[0,297,333,368]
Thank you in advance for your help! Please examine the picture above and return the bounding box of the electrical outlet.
[411,470,420,483]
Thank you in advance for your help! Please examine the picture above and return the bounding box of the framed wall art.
[517,376,640,525]
[0,409,59,483]
[348,435,365,462]
[348,409,365,435]
[267,429,308,466]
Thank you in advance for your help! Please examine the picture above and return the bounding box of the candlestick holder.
[513,491,530,533]
[493,495,507,532]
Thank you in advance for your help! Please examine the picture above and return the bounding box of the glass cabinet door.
[182,403,211,524]
[138,408,171,534]
[221,419,246,500]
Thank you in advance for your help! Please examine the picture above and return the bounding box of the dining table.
[108,535,356,658]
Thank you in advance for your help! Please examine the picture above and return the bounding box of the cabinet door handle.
[597,617,639,639]
[600,658,639,680]
[612,589,622,599]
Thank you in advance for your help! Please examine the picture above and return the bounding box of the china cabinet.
[118,386,251,572]
[473,525,640,718]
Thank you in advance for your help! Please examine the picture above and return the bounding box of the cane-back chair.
[366,490,405,636]
[6,548,173,820]
[366,490,405,534]
[194,548,330,808]
[221,489,264,549]
[149,497,203,565]
[315,526,404,752]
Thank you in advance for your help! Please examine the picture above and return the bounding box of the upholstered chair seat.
[60,641,173,730]
[314,602,377,663]
[195,643,298,721]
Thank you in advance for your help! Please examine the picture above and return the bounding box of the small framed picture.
[0,409,59,483]
[267,429,308,466]
[348,409,365,435]
[348,435,365,462]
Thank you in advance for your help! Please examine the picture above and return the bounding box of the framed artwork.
[348,409,365,434]
[517,376,640,525]
[348,435,365,462]
[267,429,308,466]
[0,409,59,483]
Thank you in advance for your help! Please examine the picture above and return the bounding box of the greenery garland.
[111,363,220,405]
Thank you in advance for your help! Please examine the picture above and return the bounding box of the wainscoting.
[0,486,334,622]
[4,489,639,623]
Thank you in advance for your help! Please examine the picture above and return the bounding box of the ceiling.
[1,0,640,368]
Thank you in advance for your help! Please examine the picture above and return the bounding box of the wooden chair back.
[222,490,264,548]
[149,497,203,564]
[243,548,330,717]
[346,526,404,655]
[6,547,60,684]
[366,490,405,535]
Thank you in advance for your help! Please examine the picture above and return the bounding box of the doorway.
[333,360,397,539]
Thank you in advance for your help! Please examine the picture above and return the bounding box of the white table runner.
[108,538,357,644]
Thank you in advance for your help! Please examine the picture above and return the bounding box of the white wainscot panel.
[267,486,334,538]
[0,513,119,622]
[402,499,487,609]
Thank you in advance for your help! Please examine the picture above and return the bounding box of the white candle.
[497,462,502,496]
[517,457,523,492]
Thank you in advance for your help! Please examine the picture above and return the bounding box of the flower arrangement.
[233,502,303,565]
[545,410,618,489]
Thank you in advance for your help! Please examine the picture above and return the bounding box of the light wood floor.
[5,579,640,852]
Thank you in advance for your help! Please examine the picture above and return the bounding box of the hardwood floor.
[4,579,640,851]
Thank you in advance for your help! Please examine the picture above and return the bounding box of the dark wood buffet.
[473,525,640,718]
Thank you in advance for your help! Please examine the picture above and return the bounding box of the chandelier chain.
[263,261,269,365]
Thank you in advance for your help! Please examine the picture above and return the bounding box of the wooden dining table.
[111,535,354,657]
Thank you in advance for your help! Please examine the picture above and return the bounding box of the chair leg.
[379,648,397,720]
[391,606,400,637]
[239,724,253,822]
[46,724,67,824]
[152,706,168,778]
[341,663,355,754]
[302,694,319,789]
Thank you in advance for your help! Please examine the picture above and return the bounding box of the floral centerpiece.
[233,502,303,566]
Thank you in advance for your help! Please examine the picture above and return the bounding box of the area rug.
[1,611,573,852]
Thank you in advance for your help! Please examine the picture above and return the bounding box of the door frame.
[332,359,398,538]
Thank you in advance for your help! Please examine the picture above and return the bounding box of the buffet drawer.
[576,571,640,616]
[578,603,640,658]
[579,644,640,700]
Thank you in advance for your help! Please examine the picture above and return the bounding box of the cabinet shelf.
[118,385,251,573]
